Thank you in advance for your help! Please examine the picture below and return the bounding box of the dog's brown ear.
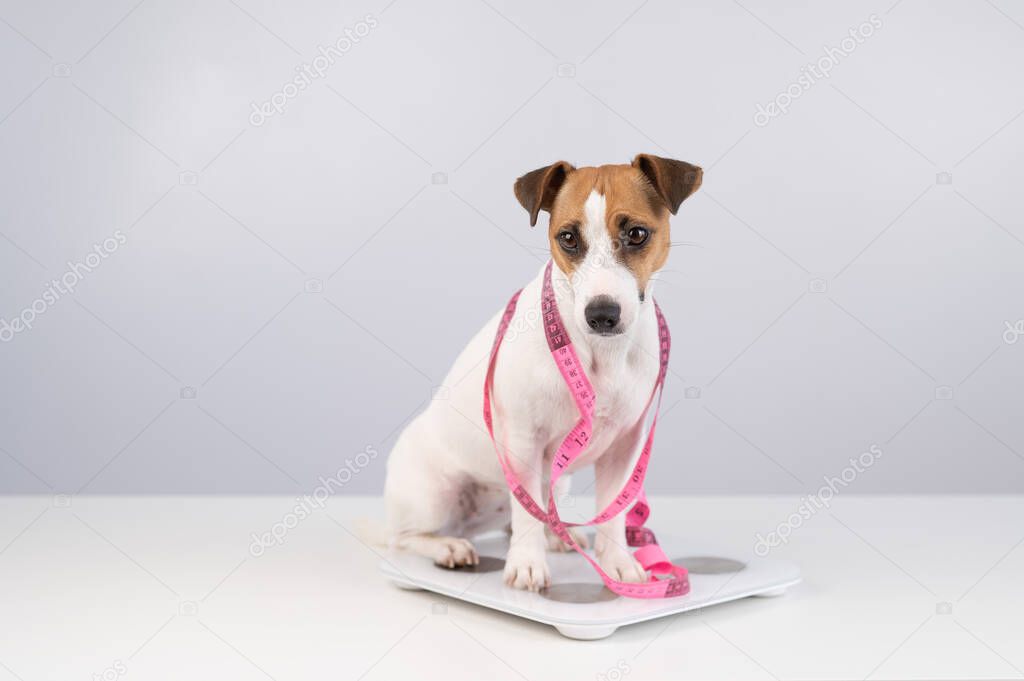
[632,154,703,214]
[514,161,575,227]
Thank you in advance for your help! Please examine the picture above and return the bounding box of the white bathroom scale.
[381,532,801,639]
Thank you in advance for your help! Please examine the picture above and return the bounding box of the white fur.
[384,190,660,591]
[570,191,642,336]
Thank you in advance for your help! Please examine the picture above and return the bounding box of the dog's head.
[514,154,702,337]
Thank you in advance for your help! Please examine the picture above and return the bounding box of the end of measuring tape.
[635,544,690,593]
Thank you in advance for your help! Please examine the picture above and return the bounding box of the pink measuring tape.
[483,261,689,599]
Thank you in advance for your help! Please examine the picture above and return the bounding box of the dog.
[384,154,702,591]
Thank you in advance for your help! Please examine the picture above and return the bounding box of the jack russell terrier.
[384,154,702,591]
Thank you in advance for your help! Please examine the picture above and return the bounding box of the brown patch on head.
[513,161,575,227]
[513,156,703,291]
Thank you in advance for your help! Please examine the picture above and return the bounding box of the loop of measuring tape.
[482,261,689,599]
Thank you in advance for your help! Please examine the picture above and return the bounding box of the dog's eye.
[557,230,578,252]
[626,226,649,246]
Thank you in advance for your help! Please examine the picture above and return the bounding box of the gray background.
[1,0,1022,496]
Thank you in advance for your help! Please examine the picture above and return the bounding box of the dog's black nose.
[585,298,621,333]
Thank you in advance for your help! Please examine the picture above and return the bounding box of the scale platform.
[381,532,800,639]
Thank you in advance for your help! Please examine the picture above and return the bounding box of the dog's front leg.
[593,431,648,583]
[502,435,550,591]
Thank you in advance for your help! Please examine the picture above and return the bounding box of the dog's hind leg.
[393,534,479,568]
[384,425,479,568]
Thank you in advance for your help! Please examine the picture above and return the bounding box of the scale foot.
[555,624,618,640]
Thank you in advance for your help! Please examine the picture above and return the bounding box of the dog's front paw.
[503,546,550,591]
[545,525,590,552]
[597,544,647,583]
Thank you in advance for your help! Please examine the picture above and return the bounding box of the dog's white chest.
[560,346,657,472]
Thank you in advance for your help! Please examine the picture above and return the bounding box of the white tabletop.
[1,494,1022,680]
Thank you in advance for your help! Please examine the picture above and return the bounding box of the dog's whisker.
[669,241,704,248]
[650,270,690,288]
